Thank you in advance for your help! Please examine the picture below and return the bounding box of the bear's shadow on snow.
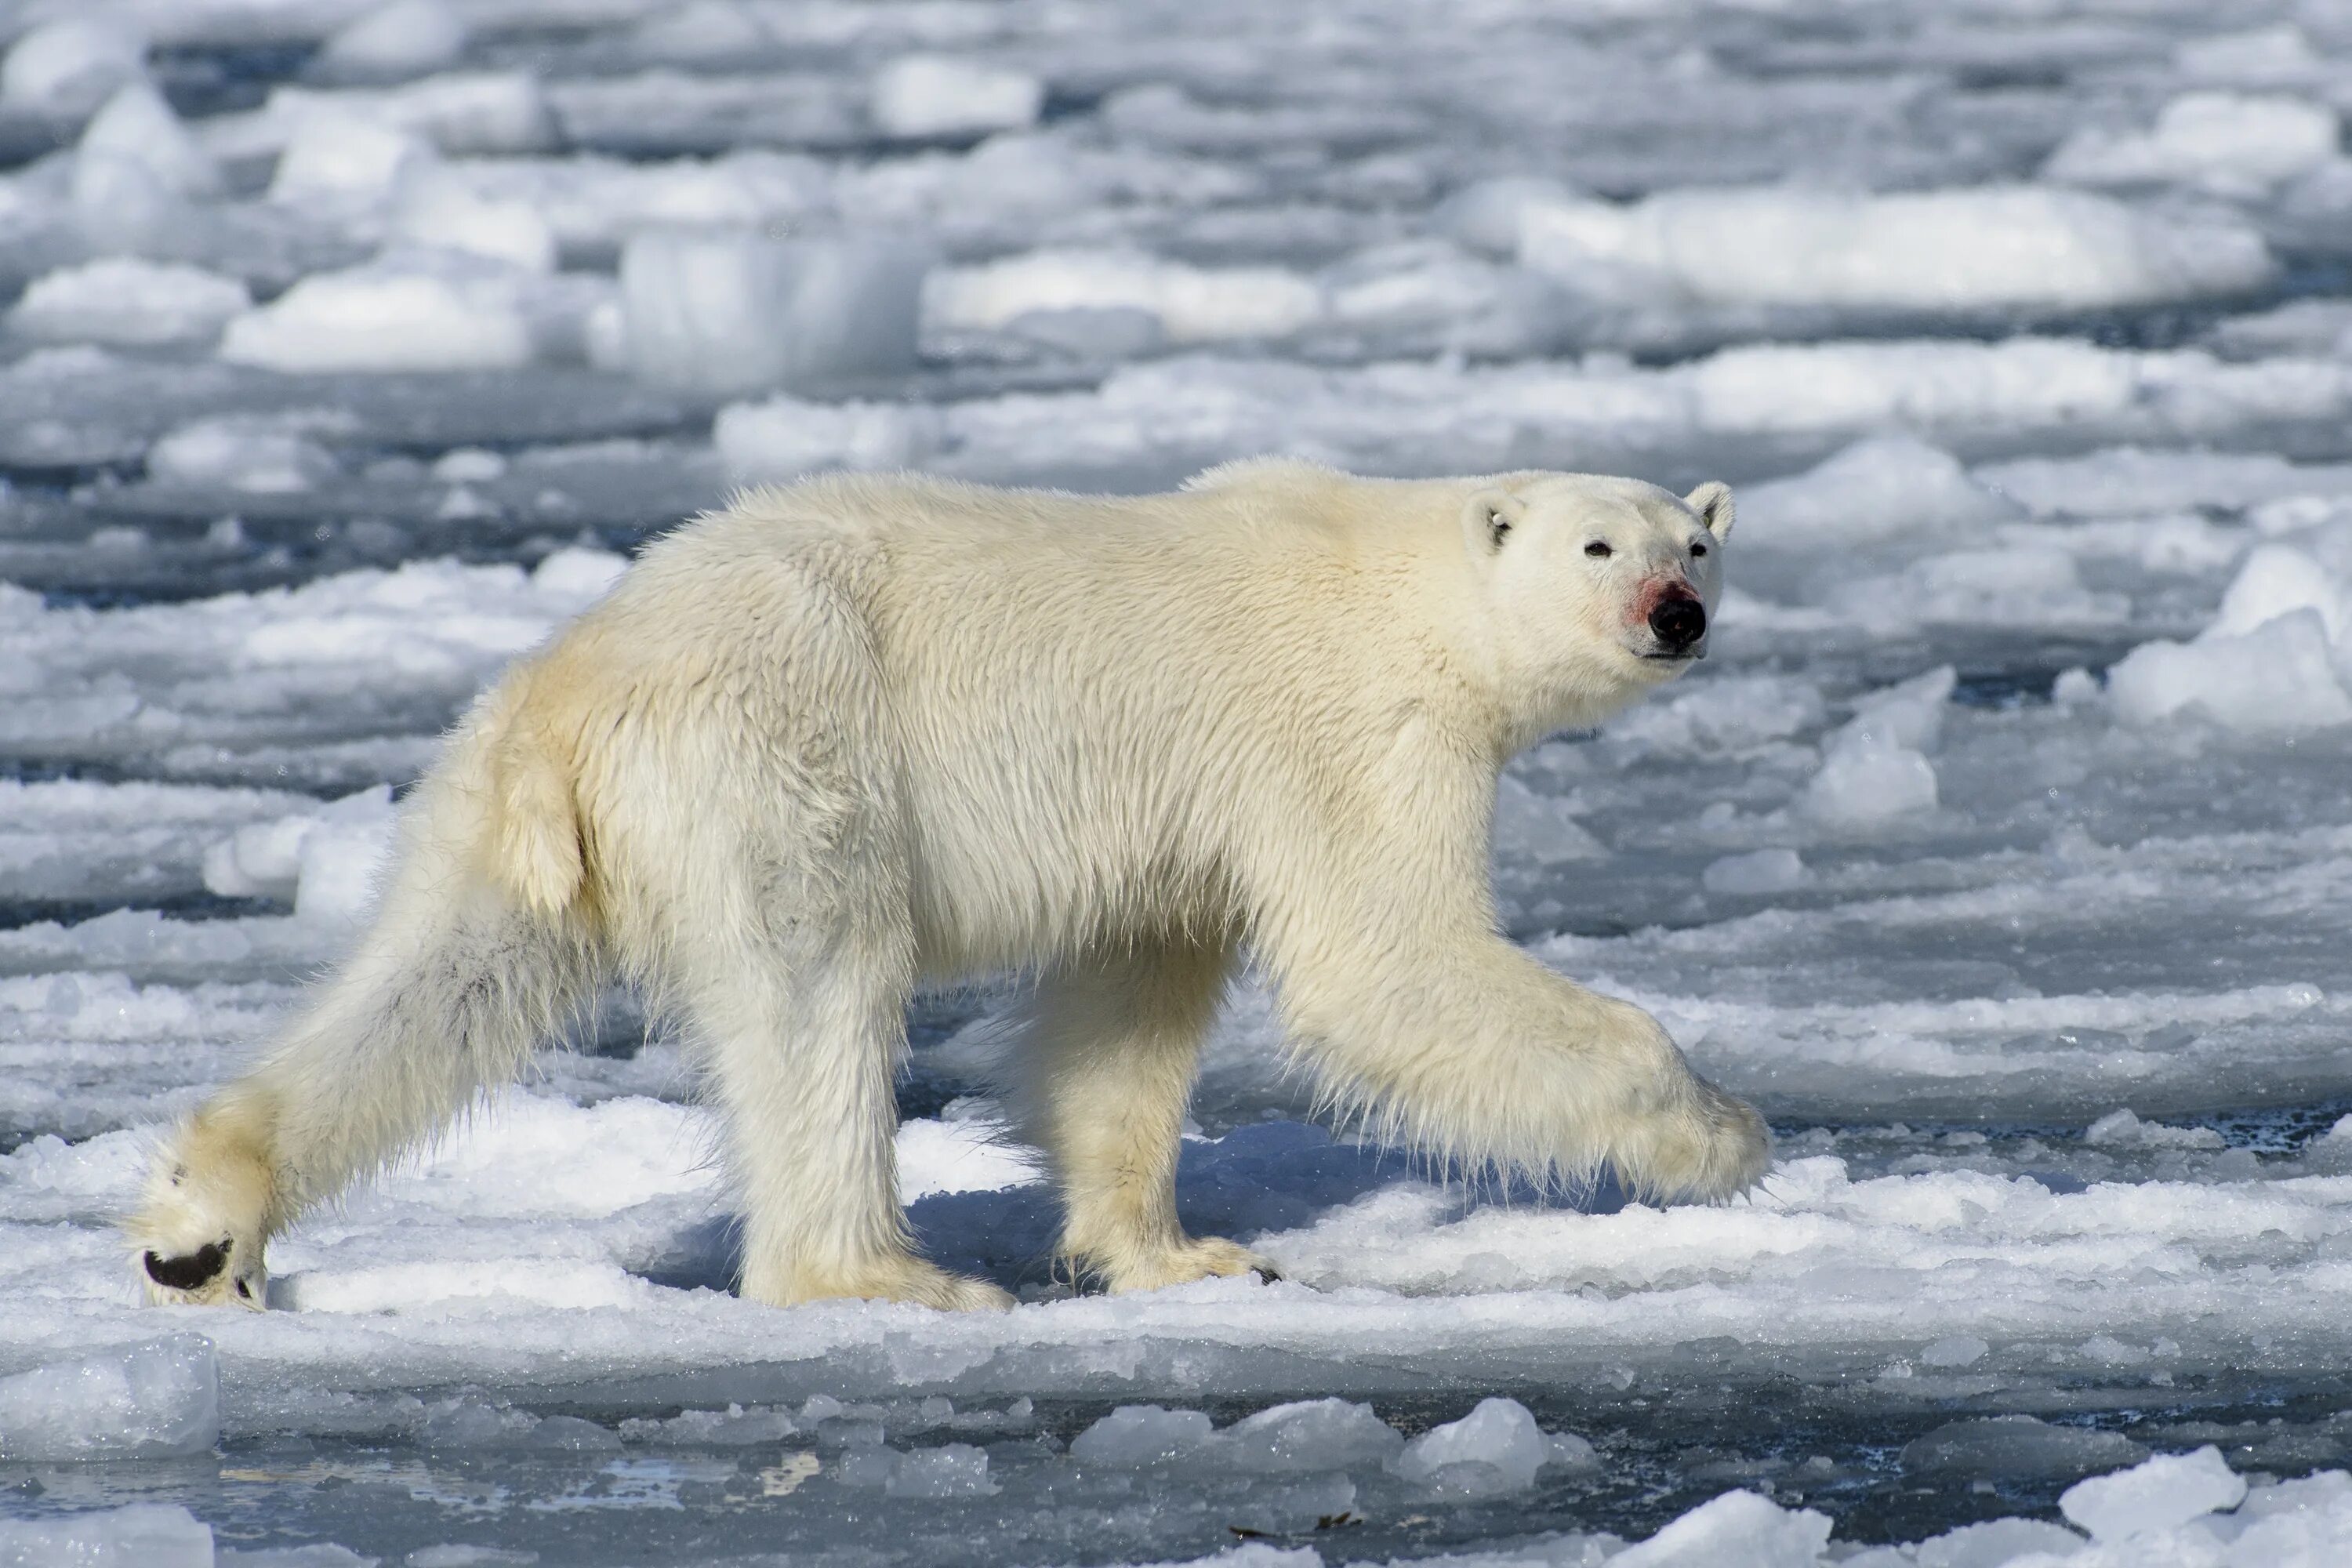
[634,1120,1632,1298]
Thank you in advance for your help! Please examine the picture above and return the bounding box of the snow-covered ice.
[6,0,2352,1563]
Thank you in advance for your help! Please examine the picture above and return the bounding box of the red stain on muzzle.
[1629,576,1700,626]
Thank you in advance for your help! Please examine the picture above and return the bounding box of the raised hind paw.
[1098,1235,1282,1295]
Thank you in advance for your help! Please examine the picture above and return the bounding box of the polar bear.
[132,459,1766,1312]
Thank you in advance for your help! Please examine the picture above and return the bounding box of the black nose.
[1650,594,1706,652]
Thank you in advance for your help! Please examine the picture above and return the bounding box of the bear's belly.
[898,757,1240,978]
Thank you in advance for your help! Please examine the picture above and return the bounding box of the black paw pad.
[144,1240,230,1291]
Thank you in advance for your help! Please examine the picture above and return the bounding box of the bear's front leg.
[1567,989,1770,1201]
[131,1092,280,1309]
[1014,938,1281,1293]
[1276,927,1769,1202]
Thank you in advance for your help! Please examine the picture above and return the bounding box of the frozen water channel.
[8,0,2352,1563]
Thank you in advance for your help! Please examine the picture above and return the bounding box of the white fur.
[130,460,1764,1312]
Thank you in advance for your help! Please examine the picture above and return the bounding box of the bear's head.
[1461,472,1733,737]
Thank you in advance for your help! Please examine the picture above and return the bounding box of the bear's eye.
[1584,541,1613,558]
[1690,540,1708,558]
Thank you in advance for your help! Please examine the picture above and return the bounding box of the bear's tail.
[129,673,606,1308]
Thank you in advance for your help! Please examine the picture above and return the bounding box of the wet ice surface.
[9,2,2352,1565]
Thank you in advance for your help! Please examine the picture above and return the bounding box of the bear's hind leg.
[662,917,1013,1314]
[1017,938,1279,1294]
[602,662,1010,1312]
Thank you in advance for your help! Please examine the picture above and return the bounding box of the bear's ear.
[1462,488,1526,558]
[1686,481,1735,541]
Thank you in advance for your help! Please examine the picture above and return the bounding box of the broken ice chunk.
[1391,1397,1548,1495]
[2060,1445,2247,1541]
[619,228,929,395]
[0,1336,220,1461]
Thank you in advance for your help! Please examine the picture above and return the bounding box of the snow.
[6,0,2352,1562]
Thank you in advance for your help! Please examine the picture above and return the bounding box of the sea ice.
[1516,185,2273,312]
[9,2,2352,1563]
[2085,1110,2225,1150]
[0,1336,219,1462]
[265,105,435,209]
[927,251,1324,345]
[1901,1416,2147,1483]
[1741,434,2017,548]
[2060,1445,2249,1541]
[2107,544,2352,731]
[219,251,606,373]
[1072,1406,1216,1467]
[713,395,942,480]
[390,165,561,271]
[0,1504,212,1568]
[249,74,555,159]
[869,56,1044,140]
[1800,670,1953,827]
[147,417,341,494]
[10,260,250,349]
[2176,26,2327,85]
[1702,848,1808,895]
[1390,1397,1548,1494]
[619,229,929,394]
[1610,1489,1832,1568]
[1221,1399,1402,1473]
[1492,773,1606,866]
[317,0,470,84]
[77,82,220,200]
[1897,1517,2085,1567]
[2046,92,2341,197]
[0,16,146,115]
[878,1443,1000,1497]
